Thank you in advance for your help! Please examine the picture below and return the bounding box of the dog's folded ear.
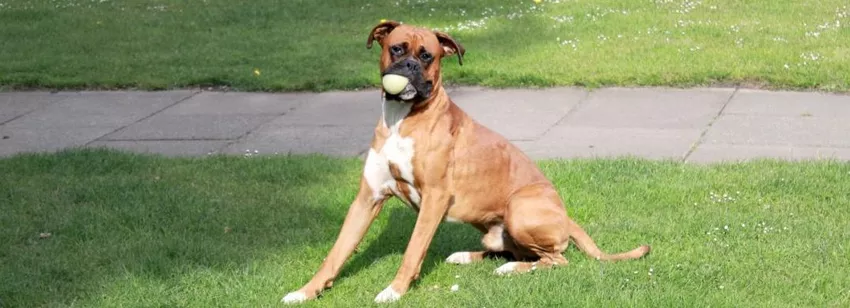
[367,20,402,49]
[434,31,465,66]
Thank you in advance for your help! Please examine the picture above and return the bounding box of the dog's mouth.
[384,81,434,104]
[385,83,417,101]
[380,59,433,103]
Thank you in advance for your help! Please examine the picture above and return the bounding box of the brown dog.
[282,20,650,304]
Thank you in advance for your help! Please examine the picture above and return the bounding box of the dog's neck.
[382,96,413,134]
[381,85,450,134]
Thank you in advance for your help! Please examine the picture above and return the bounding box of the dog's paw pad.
[374,286,401,303]
[445,252,472,264]
[494,262,518,275]
[281,291,308,304]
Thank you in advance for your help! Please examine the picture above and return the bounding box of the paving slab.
[724,89,850,117]
[87,140,230,156]
[222,117,374,157]
[220,90,382,156]
[5,91,194,128]
[513,126,700,160]
[1,91,195,155]
[0,126,116,157]
[702,114,850,148]
[276,90,381,126]
[164,91,310,115]
[562,87,733,129]
[103,114,276,140]
[2,87,849,163]
[687,144,850,163]
[0,92,71,124]
[450,87,585,140]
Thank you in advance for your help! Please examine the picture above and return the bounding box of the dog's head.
[367,20,464,103]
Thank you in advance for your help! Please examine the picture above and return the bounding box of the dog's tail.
[566,218,651,261]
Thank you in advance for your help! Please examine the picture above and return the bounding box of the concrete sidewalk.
[2,87,849,163]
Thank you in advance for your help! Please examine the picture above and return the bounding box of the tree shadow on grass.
[0,149,490,306]
[0,149,365,306]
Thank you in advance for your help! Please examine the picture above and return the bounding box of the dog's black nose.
[405,59,420,72]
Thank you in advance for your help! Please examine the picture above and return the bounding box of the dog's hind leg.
[493,184,571,275]
[493,254,568,275]
[447,224,515,265]
[445,251,488,264]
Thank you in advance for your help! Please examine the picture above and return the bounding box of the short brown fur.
[284,21,650,304]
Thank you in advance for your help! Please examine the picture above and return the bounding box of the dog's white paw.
[281,291,308,304]
[374,286,401,303]
[494,262,518,275]
[445,251,472,264]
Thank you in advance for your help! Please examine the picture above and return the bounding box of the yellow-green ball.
[382,74,409,95]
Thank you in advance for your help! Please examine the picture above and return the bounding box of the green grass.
[2,149,849,307]
[1,0,848,92]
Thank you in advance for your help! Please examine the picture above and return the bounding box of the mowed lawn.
[0,0,849,92]
[0,149,848,307]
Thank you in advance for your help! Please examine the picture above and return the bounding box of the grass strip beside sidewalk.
[1,149,848,307]
[1,0,848,92]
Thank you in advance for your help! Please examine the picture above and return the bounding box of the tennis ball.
[382,74,409,95]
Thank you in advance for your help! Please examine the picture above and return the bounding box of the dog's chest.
[363,100,421,208]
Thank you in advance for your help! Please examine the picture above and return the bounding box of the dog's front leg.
[282,178,386,304]
[374,187,450,303]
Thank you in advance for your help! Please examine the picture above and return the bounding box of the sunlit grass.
[0,0,847,91]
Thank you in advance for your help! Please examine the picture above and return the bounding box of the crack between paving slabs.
[213,98,312,155]
[215,89,590,157]
[681,87,739,163]
[83,90,202,147]
[332,90,590,159]
[0,92,77,126]
[533,89,593,141]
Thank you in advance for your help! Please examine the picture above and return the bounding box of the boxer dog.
[282,20,651,304]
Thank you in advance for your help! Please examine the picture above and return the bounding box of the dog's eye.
[419,52,433,62]
[390,45,404,56]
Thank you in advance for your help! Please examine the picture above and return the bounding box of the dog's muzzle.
[381,58,432,101]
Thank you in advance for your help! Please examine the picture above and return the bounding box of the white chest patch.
[363,98,420,208]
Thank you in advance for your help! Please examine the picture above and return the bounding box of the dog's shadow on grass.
[336,206,483,286]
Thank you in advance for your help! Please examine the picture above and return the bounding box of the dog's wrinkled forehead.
[384,26,441,56]
[368,20,465,68]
